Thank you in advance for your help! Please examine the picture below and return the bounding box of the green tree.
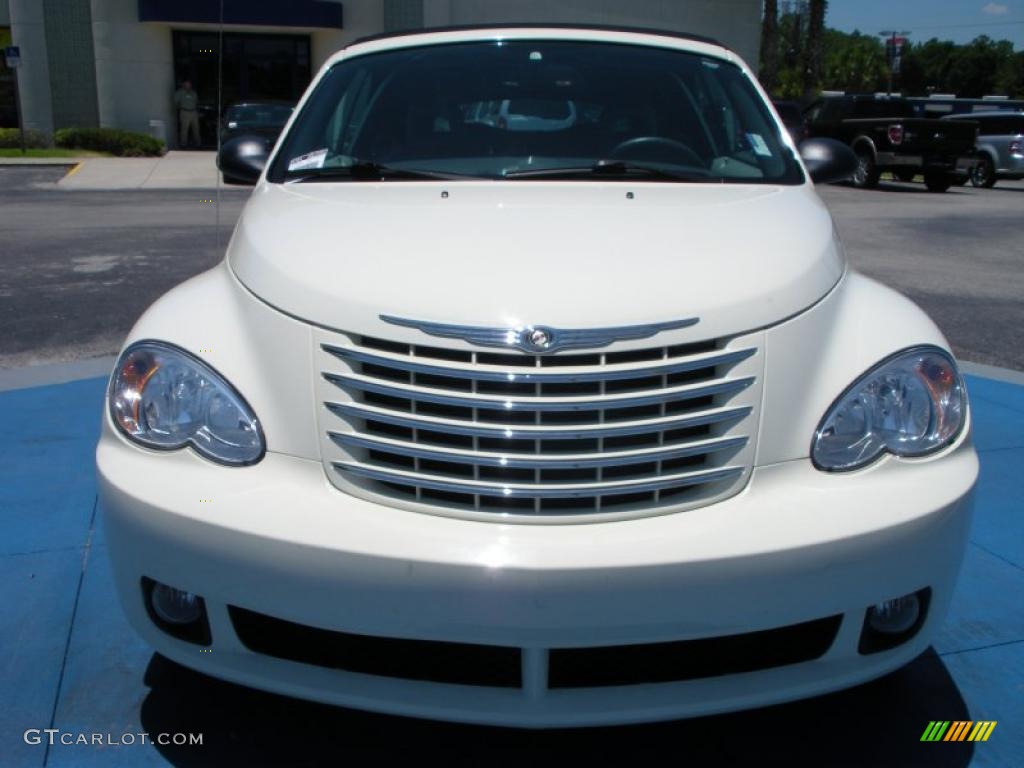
[903,38,958,95]
[821,30,888,93]
[995,50,1024,97]
[900,36,1018,96]
[761,3,1021,101]
[771,9,809,98]
[802,0,828,97]
[760,0,780,93]
[948,36,1014,96]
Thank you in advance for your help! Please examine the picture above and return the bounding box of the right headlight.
[108,341,264,466]
[812,346,967,472]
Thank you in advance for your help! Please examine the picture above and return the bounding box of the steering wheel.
[608,136,703,168]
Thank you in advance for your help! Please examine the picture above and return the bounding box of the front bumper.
[98,420,977,727]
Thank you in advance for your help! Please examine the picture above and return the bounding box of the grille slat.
[328,401,752,439]
[319,332,759,520]
[333,461,744,500]
[324,371,754,411]
[331,432,748,469]
[324,343,756,384]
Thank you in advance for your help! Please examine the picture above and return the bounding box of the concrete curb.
[0,356,116,392]
[1,355,1022,395]
[961,361,1024,387]
[0,158,79,166]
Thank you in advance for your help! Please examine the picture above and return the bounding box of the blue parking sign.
[4,46,20,68]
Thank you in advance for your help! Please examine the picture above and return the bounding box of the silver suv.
[945,111,1024,188]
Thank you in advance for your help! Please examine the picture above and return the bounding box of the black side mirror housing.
[799,138,858,185]
[218,135,271,185]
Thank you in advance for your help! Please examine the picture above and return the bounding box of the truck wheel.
[852,148,880,189]
[893,168,916,183]
[970,156,997,189]
[924,172,953,193]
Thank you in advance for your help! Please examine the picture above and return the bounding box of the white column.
[9,0,55,135]
[90,0,174,137]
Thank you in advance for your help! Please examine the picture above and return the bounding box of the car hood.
[228,181,843,342]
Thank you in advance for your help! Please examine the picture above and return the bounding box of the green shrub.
[0,127,51,149]
[54,127,164,157]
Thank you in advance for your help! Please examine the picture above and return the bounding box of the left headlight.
[109,341,265,466]
[812,346,966,472]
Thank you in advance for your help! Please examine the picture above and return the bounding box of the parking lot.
[823,179,1024,371]
[1,165,1022,766]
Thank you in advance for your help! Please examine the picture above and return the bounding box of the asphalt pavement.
[0,166,1021,370]
[822,179,1024,370]
[0,167,248,367]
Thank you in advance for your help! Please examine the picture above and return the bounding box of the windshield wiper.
[287,161,472,182]
[502,160,712,182]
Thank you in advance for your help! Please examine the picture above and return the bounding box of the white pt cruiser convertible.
[98,26,977,727]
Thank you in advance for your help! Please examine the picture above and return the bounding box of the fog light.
[868,595,920,634]
[142,577,211,645]
[859,587,930,654]
[151,583,203,625]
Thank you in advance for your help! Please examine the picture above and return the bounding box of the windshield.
[267,40,803,184]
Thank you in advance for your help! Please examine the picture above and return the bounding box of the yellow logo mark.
[921,721,997,742]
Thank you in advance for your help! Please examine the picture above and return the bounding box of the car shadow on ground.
[848,181,972,195]
[140,648,972,767]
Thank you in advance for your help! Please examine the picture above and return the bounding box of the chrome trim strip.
[333,461,743,499]
[380,315,699,354]
[322,344,756,383]
[331,432,749,468]
[326,401,752,439]
[324,372,754,411]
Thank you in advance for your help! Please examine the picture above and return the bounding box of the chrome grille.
[316,328,763,522]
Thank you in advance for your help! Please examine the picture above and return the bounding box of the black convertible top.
[348,23,728,52]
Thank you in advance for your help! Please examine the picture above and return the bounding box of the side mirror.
[217,135,271,185]
[799,138,858,185]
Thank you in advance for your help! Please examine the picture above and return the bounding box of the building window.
[172,31,311,147]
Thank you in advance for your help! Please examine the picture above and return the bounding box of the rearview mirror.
[799,138,858,185]
[218,135,271,186]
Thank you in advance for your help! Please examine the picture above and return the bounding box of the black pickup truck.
[803,95,978,192]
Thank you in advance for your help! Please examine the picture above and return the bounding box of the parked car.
[772,99,806,144]
[220,102,294,144]
[100,26,976,728]
[803,94,978,191]
[944,110,1024,188]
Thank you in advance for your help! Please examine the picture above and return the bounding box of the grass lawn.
[0,148,111,158]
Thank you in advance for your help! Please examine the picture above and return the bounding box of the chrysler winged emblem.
[380,315,698,354]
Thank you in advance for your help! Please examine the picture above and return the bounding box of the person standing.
[174,80,200,148]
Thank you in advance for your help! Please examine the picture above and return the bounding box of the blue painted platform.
[1,374,1021,766]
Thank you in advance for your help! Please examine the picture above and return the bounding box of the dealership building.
[0,0,761,148]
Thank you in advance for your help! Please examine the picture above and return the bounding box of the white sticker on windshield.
[288,148,327,171]
[746,133,772,157]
